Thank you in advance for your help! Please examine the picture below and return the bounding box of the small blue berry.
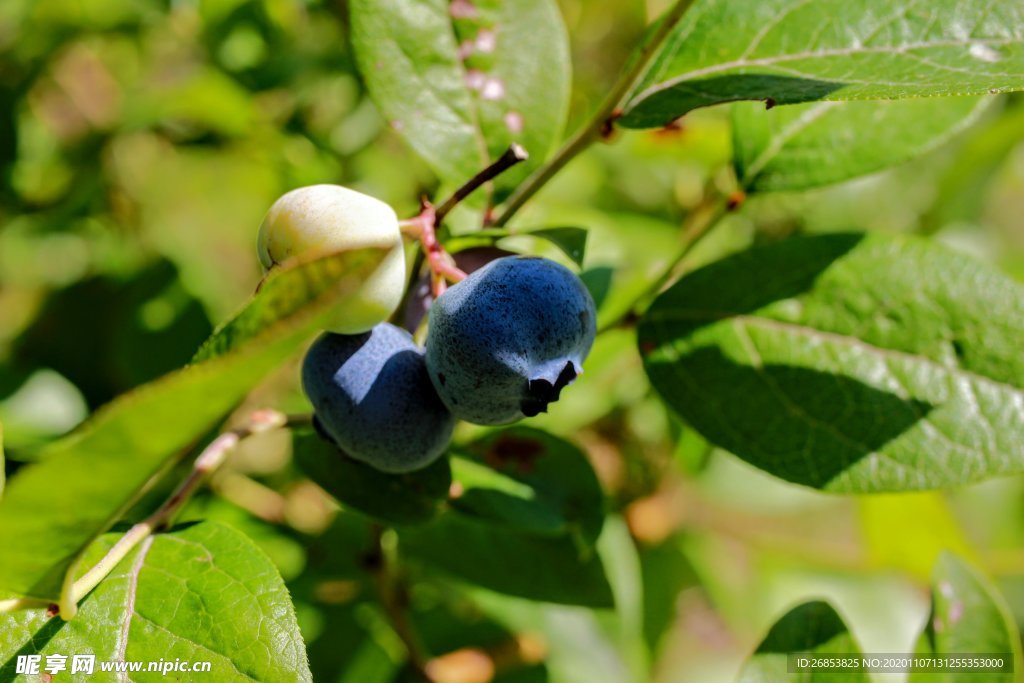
[302,323,455,472]
[425,256,596,425]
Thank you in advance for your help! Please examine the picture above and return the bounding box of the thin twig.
[492,0,697,227]
[490,126,598,228]
[435,144,528,224]
[0,597,52,613]
[63,410,304,617]
[367,525,432,680]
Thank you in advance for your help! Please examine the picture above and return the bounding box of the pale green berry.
[257,184,406,334]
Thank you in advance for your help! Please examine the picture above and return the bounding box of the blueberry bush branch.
[57,409,308,619]
[492,0,698,228]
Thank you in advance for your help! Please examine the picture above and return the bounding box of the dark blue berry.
[425,256,596,425]
[302,323,455,472]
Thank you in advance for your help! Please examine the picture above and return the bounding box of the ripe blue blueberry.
[425,256,596,425]
[302,323,455,473]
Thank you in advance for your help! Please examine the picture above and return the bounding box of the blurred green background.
[2,0,1024,681]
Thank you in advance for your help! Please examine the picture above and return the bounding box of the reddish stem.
[400,144,528,295]
[407,202,467,298]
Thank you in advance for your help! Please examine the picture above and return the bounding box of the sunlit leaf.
[0,522,311,682]
[640,233,1024,492]
[733,97,991,192]
[621,0,1024,128]
[350,0,570,200]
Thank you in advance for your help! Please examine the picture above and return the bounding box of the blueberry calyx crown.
[521,360,579,417]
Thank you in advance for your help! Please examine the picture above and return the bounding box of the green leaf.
[0,247,386,603]
[733,97,991,192]
[639,233,1024,493]
[192,247,386,362]
[400,513,614,607]
[620,0,1024,128]
[525,228,589,267]
[184,498,308,581]
[291,430,452,526]
[738,601,867,682]
[350,0,570,199]
[0,521,311,682]
[449,226,589,267]
[450,427,604,543]
[912,553,1020,681]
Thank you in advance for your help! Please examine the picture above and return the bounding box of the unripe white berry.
[257,184,406,334]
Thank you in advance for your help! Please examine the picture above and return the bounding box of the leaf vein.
[632,37,1019,103]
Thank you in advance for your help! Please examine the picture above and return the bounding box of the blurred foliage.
[1,0,1024,681]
